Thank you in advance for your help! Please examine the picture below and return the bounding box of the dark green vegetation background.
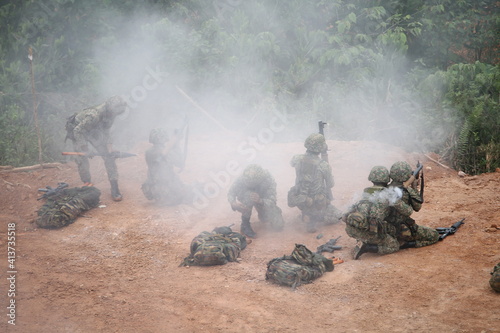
[0,0,498,174]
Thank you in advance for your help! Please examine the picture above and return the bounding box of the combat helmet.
[241,164,266,187]
[390,161,412,182]
[149,128,169,145]
[304,133,327,153]
[105,96,127,115]
[368,166,390,184]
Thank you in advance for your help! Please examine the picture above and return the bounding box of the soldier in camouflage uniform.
[65,96,127,201]
[386,161,439,248]
[345,166,412,259]
[141,128,193,205]
[288,133,342,233]
[228,164,284,238]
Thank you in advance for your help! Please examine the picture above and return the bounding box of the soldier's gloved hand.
[79,144,89,152]
[230,201,247,212]
[249,192,262,204]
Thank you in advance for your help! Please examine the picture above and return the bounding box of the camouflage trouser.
[142,171,193,205]
[238,191,284,231]
[345,224,400,254]
[397,222,439,247]
[72,135,118,183]
[288,187,342,225]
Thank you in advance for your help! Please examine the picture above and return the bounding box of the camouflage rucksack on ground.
[490,263,500,293]
[265,244,333,289]
[36,186,101,229]
[180,226,247,266]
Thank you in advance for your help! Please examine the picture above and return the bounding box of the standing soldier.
[141,128,193,205]
[386,161,439,248]
[65,96,127,201]
[228,164,284,238]
[288,133,342,233]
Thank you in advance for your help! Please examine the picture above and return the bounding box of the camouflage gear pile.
[266,244,334,289]
[490,263,500,292]
[142,137,193,205]
[180,227,247,266]
[390,161,413,182]
[289,151,341,226]
[304,133,327,153]
[36,186,101,229]
[228,164,284,231]
[368,166,390,184]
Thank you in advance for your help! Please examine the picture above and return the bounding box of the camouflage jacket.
[227,169,278,206]
[290,152,334,197]
[145,144,184,184]
[386,182,422,226]
[71,103,116,147]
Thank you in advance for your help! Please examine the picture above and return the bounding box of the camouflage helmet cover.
[368,165,390,184]
[304,133,327,153]
[149,128,169,145]
[105,96,127,115]
[390,161,413,182]
[241,164,266,186]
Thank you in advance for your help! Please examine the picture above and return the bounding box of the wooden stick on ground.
[0,163,64,173]
[424,154,452,170]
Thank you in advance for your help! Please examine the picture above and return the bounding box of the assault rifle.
[37,182,69,200]
[316,236,342,254]
[62,151,137,159]
[318,120,333,200]
[436,218,465,241]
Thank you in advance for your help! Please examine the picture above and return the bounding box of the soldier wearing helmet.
[344,165,412,259]
[227,164,284,238]
[386,161,439,249]
[141,127,193,205]
[288,133,342,233]
[65,96,128,201]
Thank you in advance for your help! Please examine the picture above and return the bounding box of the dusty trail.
[1,138,499,332]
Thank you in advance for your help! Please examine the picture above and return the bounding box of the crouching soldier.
[228,164,284,238]
[345,166,405,259]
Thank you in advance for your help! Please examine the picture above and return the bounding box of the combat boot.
[400,241,416,249]
[303,214,317,233]
[110,180,122,202]
[241,217,256,238]
[353,242,378,260]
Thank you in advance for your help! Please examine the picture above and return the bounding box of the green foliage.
[0,0,497,174]
[0,104,39,166]
[444,62,500,173]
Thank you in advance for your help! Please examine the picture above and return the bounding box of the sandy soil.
[1,137,499,333]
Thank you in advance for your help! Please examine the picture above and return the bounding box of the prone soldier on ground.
[227,164,285,238]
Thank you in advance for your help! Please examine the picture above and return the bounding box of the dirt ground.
[1,137,499,333]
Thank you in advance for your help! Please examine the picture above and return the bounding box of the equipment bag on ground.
[265,244,334,289]
[180,226,247,266]
[36,186,101,229]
